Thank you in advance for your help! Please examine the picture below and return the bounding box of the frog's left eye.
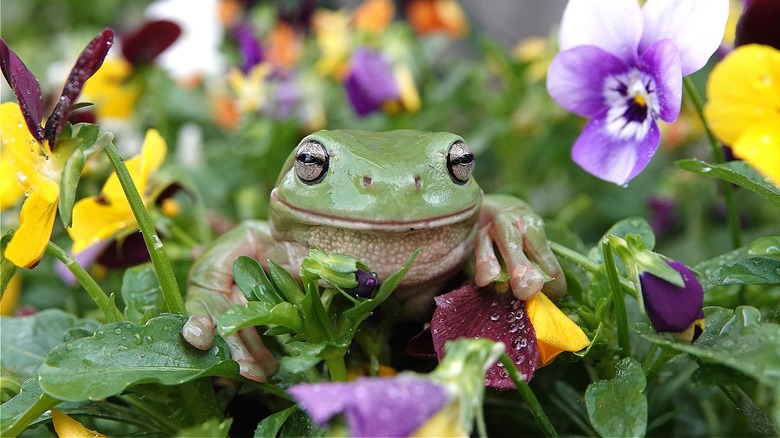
[447,140,475,184]
[295,140,329,184]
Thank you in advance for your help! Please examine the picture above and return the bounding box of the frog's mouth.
[270,189,482,232]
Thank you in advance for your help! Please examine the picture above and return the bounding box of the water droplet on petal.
[490,312,499,321]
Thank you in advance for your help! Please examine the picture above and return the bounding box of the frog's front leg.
[475,194,566,300]
[183,220,288,382]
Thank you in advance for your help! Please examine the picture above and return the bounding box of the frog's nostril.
[361,175,372,188]
[414,175,423,189]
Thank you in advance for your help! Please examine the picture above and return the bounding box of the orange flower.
[353,0,395,32]
[405,0,468,38]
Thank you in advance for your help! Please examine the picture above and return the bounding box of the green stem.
[549,241,634,292]
[103,143,186,315]
[682,77,742,248]
[46,241,124,322]
[326,355,348,382]
[602,240,631,358]
[499,354,558,438]
[719,383,778,437]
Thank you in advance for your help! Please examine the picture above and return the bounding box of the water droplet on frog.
[114,328,122,335]
[490,312,499,321]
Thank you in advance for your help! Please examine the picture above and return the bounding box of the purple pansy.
[288,375,449,437]
[639,260,704,333]
[232,22,265,73]
[546,0,729,185]
[344,47,400,117]
[431,284,538,389]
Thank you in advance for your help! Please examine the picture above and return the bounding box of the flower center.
[603,69,659,141]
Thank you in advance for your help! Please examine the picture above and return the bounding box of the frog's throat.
[270,189,481,232]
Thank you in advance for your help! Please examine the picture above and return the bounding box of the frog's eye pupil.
[295,140,329,184]
[447,140,475,184]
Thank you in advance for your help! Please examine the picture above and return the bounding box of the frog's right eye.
[295,140,329,184]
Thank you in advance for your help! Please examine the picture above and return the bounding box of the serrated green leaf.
[233,256,283,304]
[218,301,302,336]
[676,159,780,208]
[254,405,298,438]
[709,256,780,285]
[38,314,239,401]
[0,309,96,380]
[121,263,164,324]
[585,357,647,438]
[0,379,59,437]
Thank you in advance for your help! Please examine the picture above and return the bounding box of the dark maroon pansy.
[735,0,780,50]
[431,283,539,389]
[121,20,181,67]
[639,260,704,333]
[96,231,151,269]
[0,29,114,149]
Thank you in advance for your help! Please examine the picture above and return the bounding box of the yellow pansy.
[51,409,105,438]
[527,292,591,366]
[82,57,142,120]
[226,63,272,113]
[67,129,166,254]
[704,44,780,185]
[1,102,66,268]
[312,9,353,79]
[0,138,24,210]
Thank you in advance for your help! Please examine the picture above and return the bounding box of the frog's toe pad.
[182,315,216,350]
[237,359,267,382]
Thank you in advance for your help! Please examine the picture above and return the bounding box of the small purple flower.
[232,22,265,73]
[288,375,449,437]
[352,269,381,297]
[344,47,399,117]
[546,0,729,185]
[639,260,704,333]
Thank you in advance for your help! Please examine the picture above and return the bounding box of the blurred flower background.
[1,0,780,437]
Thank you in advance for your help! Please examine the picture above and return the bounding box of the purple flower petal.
[558,0,643,65]
[571,113,660,185]
[54,241,110,287]
[431,284,538,389]
[44,29,114,148]
[735,0,780,50]
[0,39,45,143]
[344,48,399,117]
[640,260,704,333]
[232,22,265,73]
[637,39,682,123]
[639,0,729,76]
[122,20,181,67]
[547,46,628,117]
[289,375,449,437]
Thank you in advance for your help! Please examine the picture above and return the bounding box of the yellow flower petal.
[100,129,167,205]
[4,179,59,268]
[0,149,24,210]
[68,195,136,254]
[704,44,780,145]
[412,402,467,437]
[82,58,140,119]
[527,292,590,366]
[0,273,22,316]
[731,121,780,186]
[1,102,44,193]
[51,409,106,438]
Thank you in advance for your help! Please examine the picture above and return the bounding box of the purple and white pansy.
[546,0,729,185]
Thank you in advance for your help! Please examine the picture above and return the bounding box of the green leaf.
[694,246,750,290]
[0,309,96,380]
[589,217,655,262]
[279,341,326,374]
[638,306,780,390]
[0,379,59,437]
[709,256,780,285]
[121,263,164,324]
[218,301,303,336]
[676,159,780,208]
[233,256,283,305]
[255,405,298,438]
[38,314,240,401]
[749,236,780,257]
[1,232,17,295]
[279,408,326,437]
[585,357,647,438]
[268,260,305,305]
[177,418,233,437]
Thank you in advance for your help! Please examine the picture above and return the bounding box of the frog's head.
[270,129,483,231]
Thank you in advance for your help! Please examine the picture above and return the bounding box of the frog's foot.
[476,196,566,300]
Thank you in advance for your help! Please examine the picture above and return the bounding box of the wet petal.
[547,46,627,117]
[289,375,449,437]
[640,260,704,333]
[431,284,538,388]
[0,39,44,143]
[638,39,682,123]
[571,114,661,185]
[558,0,643,64]
[54,240,110,286]
[4,180,59,268]
[526,292,590,366]
[68,195,135,254]
[0,150,24,210]
[640,0,729,76]
[121,20,181,66]
[731,121,780,186]
[51,409,106,438]
[0,102,41,193]
[704,44,780,145]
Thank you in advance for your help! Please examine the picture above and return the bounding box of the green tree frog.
[183,130,565,382]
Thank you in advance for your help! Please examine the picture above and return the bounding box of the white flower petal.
[640,0,730,76]
[559,0,644,64]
